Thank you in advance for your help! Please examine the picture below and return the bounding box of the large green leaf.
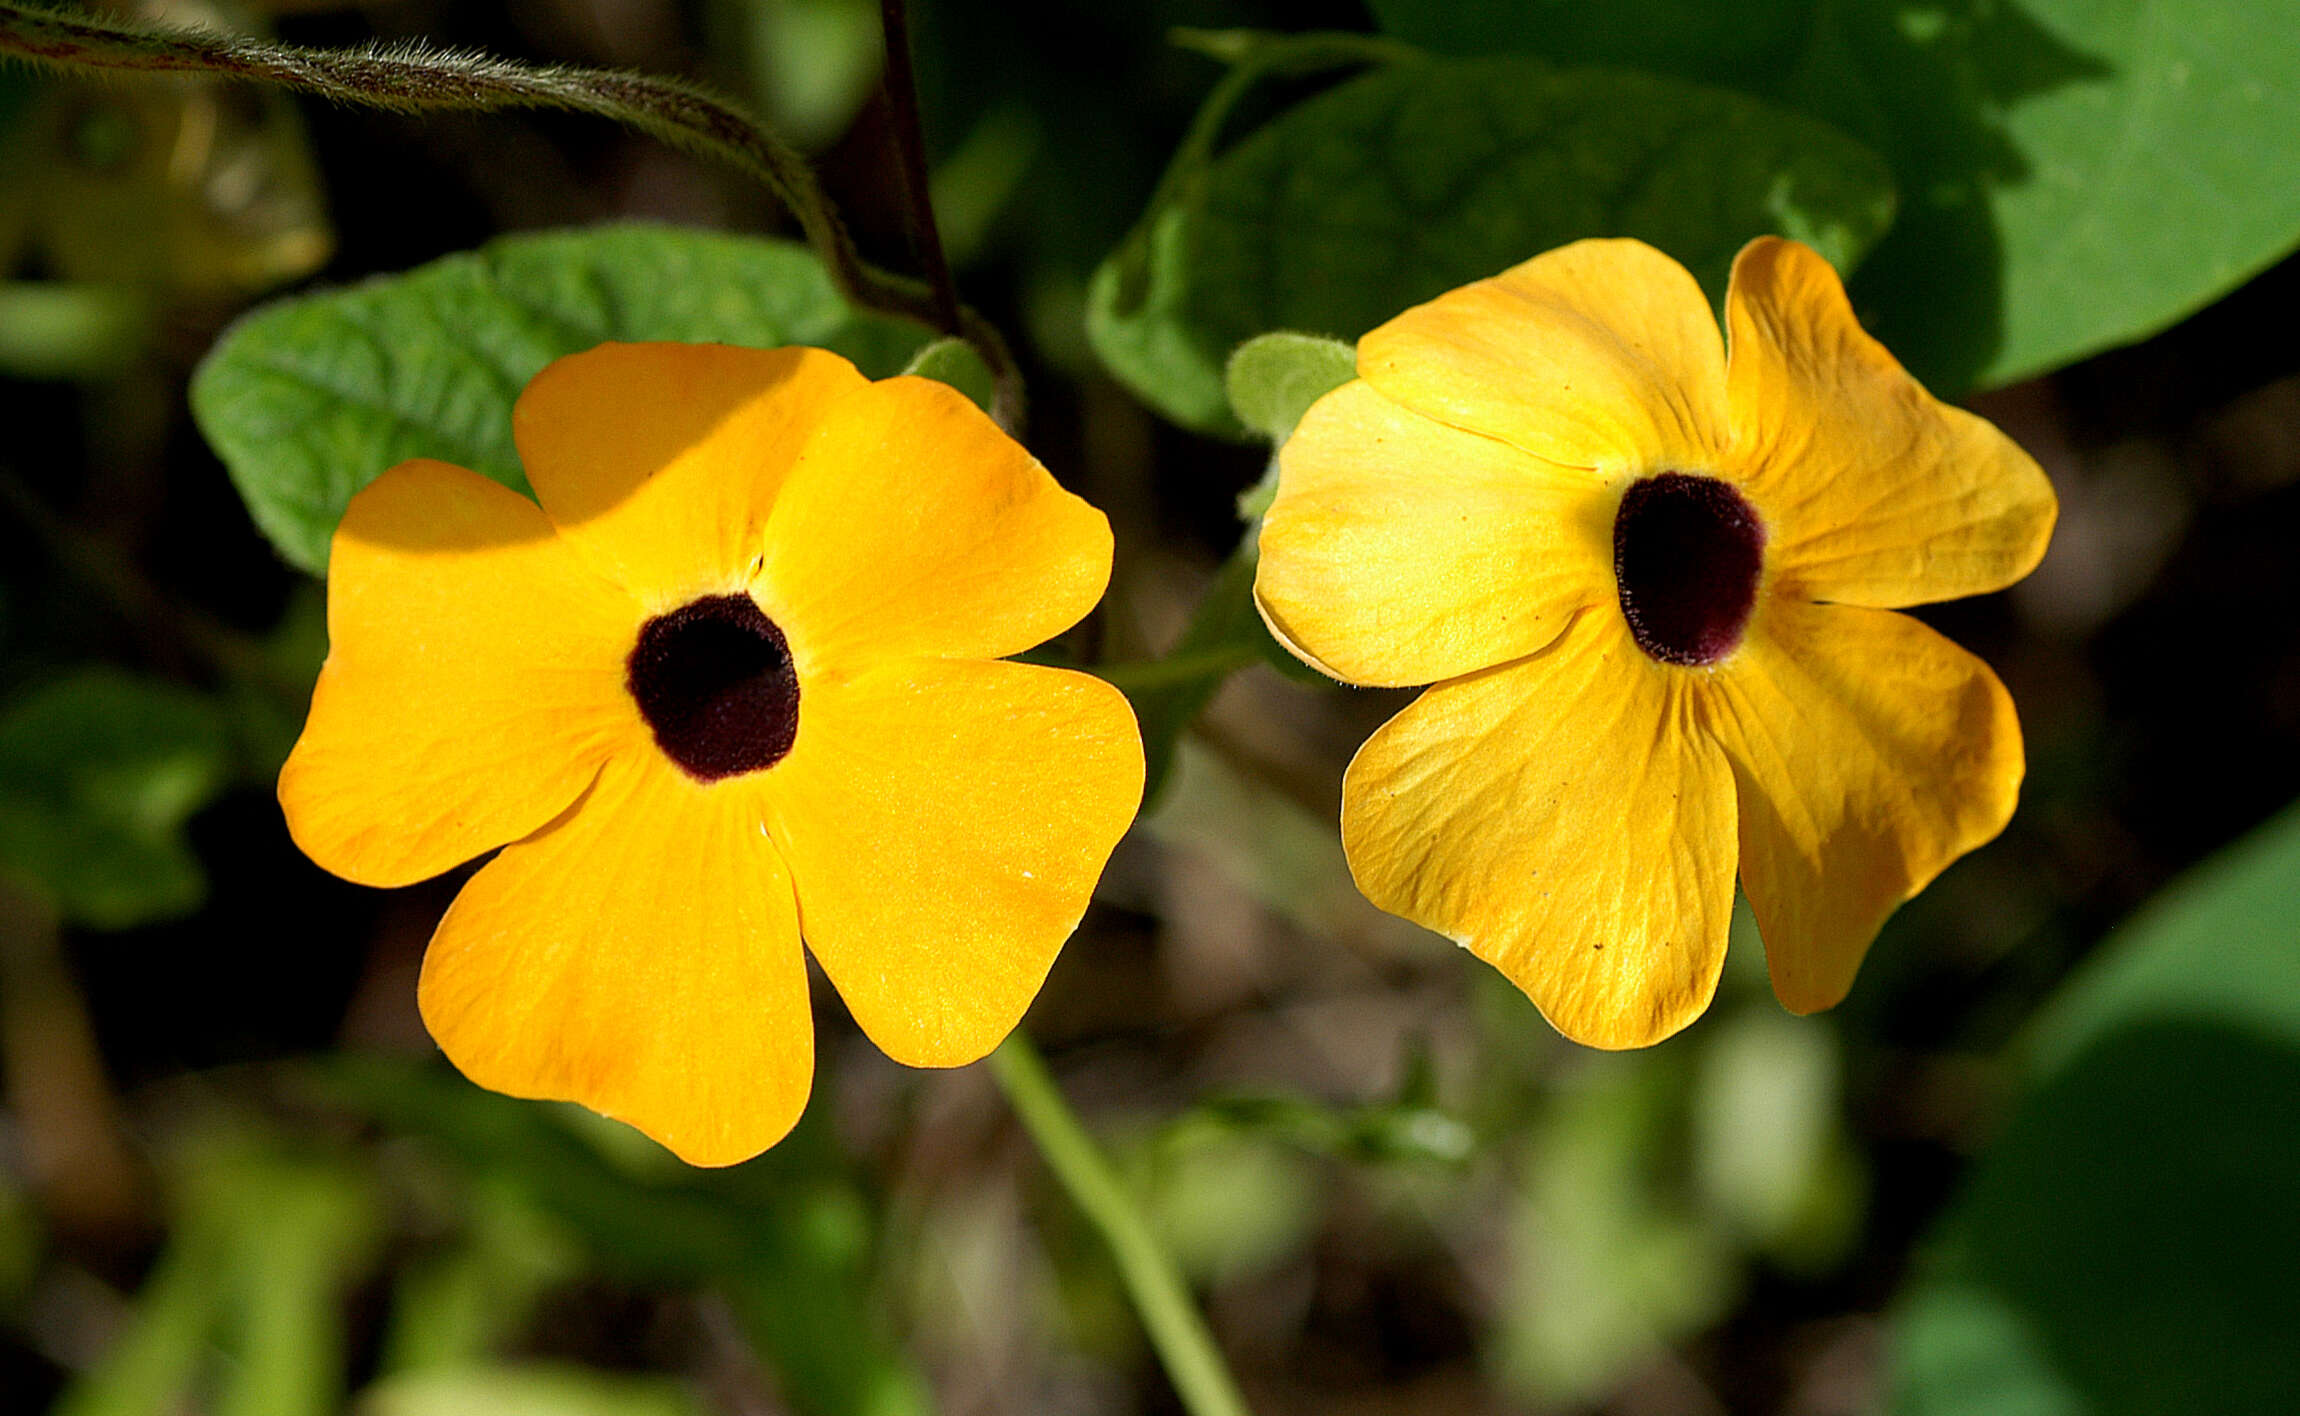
[1369,0,2300,391]
[1887,801,2300,1415]
[1087,52,1895,434]
[0,669,229,929]
[191,224,935,574]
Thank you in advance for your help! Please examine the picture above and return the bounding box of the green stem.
[1093,645,1261,693]
[0,0,1016,396]
[990,1033,1252,1416]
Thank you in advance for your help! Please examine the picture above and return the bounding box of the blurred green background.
[5,1,2300,1413]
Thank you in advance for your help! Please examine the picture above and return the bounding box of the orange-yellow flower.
[282,343,1144,1164]
[1254,238,2056,1047]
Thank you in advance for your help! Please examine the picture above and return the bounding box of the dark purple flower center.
[1612,473,1766,667]
[627,594,798,782]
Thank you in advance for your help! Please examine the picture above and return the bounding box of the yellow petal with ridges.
[418,750,815,1168]
[1342,612,1738,1048]
[1255,379,1613,687]
[754,376,1112,666]
[765,657,1143,1068]
[1358,238,1730,477]
[514,343,870,608]
[280,459,641,889]
[1710,598,2024,1014]
[1725,238,2058,607]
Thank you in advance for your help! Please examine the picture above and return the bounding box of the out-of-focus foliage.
[709,0,883,151]
[1088,41,1895,433]
[0,77,330,298]
[0,669,230,928]
[361,1366,711,1416]
[1117,330,1349,800]
[0,0,332,380]
[1367,0,2300,392]
[54,1134,378,1416]
[360,1367,711,1416]
[1889,800,2300,1415]
[190,225,937,573]
[318,1056,931,1416]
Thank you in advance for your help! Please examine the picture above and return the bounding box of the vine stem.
[0,0,1020,424]
[990,1032,1254,1416]
[873,0,1020,429]
[877,0,960,338]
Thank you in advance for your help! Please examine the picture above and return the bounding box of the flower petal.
[1725,238,2057,607]
[1255,380,1612,687]
[1357,238,1730,475]
[763,657,1143,1067]
[1342,613,1738,1048]
[1709,599,2023,1013]
[754,377,1112,665]
[281,460,642,889]
[514,343,870,607]
[418,751,815,1167]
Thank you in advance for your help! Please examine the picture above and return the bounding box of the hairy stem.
[991,1032,1253,1416]
[0,0,1018,412]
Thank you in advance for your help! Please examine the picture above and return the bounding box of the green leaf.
[1088,53,1895,434]
[0,669,229,929]
[191,223,937,574]
[1367,0,2300,391]
[1887,801,2300,1415]
[1223,331,1355,444]
[1163,1088,1476,1169]
[899,335,997,412]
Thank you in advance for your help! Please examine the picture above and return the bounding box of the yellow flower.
[282,343,1144,1164]
[1254,238,2056,1047]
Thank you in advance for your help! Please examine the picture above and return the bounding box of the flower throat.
[1612,473,1765,666]
[628,594,799,781]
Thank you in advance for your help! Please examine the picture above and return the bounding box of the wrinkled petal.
[515,343,869,607]
[1725,238,2057,607]
[1357,238,1730,476]
[281,460,641,888]
[1710,598,2024,1013]
[763,657,1142,1067]
[1255,380,1613,686]
[418,751,814,1167]
[754,376,1111,665]
[1342,612,1738,1048]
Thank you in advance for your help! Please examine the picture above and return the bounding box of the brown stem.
[878,0,960,333]
[875,0,1022,430]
